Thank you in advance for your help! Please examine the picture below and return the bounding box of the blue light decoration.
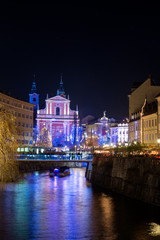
[70,125,82,147]
[33,125,38,144]
[98,135,104,146]
[78,126,82,143]
[52,133,66,147]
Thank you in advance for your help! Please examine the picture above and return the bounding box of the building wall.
[110,123,128,145]
[128,77,160,144]
[128,120,141,143]
[142,113,158,145]
[128,77,160,120]
[0,92,34,145]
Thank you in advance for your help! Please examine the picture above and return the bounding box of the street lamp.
[157,139,160,146]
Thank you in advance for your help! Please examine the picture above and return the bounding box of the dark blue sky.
[1,2,160,121]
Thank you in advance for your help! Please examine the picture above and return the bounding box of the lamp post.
[157,139,160,146]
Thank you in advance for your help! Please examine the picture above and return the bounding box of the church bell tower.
[29,76,39,127]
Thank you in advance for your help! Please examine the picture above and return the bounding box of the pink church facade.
[37,94,79,147]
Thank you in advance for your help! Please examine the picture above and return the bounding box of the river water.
[0,168,160,240]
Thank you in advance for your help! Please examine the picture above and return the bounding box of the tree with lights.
[0,107,19,182]
[36,126,52,148]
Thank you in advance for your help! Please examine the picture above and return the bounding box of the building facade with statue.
[33,77,79,147]
[83,112,116,147]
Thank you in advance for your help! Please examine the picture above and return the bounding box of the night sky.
[1,2,160,121]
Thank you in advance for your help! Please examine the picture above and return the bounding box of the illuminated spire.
[31,74,37,93]
[76,104,78,111]
[57,73,65,96]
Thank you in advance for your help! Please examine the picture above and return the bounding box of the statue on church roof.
[100,111,108,121]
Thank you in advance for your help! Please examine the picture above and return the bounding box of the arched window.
[56,107,60,115]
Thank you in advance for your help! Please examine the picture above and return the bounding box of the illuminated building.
[36,77,79,147]
[84,112,115,147]
[0,91,34,145]
[110,122,128,145]
[128,75,160,145]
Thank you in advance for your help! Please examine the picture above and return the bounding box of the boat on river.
[54,166,70,177]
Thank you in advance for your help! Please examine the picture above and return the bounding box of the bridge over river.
[17,153,93,179]
[17,153,93,162]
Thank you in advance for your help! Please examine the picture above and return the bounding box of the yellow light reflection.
[149,222,160,236]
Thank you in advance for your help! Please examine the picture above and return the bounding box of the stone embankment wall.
[18,161,83,172]
[91,155,160,207]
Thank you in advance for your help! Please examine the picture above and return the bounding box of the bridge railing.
[17,153,93,161]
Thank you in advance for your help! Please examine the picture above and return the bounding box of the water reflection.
[0,168,159,240]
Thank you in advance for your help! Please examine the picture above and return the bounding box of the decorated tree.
[36,127,52,148]
[0,107,19,182]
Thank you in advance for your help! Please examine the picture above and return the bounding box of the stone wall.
[91,154,160,207]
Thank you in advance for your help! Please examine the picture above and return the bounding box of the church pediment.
[47,95,70,102]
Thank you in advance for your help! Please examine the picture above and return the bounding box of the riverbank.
[90,154,160,207]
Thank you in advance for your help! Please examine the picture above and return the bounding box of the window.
[30,124,32,128]
[33,97,36,102]
[155,119,157,126]
[26,114,29,118]
[25,132,28,136]
[56,107,60,115]
[26,124,28,128]
[146,121,148,128]
[30,115,32,119]
[152,119,154,127]
[149,120,151,127]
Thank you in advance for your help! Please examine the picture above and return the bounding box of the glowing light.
[149,223,160,236]
[157,139,160,144]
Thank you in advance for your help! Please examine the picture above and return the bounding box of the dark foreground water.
[0,168,160,240]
